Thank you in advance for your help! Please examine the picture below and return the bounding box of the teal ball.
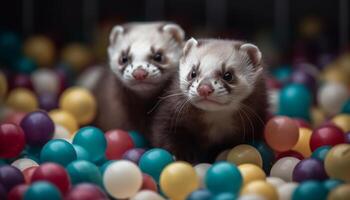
[40,139,77,166]
[0,32,21,65]
[292,181,327,200]
[13,57,37,74]
[311,146,331,161]
[73,145,91,161]
[66,160,102,187]
[341,99,350,114]
[129,130,149,148]
[24,181,62,200]
[323,179,343,192]
[271,65,292,83]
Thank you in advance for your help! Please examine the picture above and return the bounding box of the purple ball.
[122,148,146,164]
[0,183,6,200]
[38,93,58,111]
[293,158,328,182]
[20,111,54,146]
[290,69,316,92]
[345,132,350,143]
[0,165,25,192]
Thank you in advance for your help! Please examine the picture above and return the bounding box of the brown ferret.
[151,38,268,163]
[93,22,185,135]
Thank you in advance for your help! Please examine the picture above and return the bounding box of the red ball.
[7,184,28,200]
[276,150,304,160]
[310,125,345,151]
[294,118,311,129]
[31,163,71,194]
[65,183,108,200]
[141,173,158,192]
[0,123,26,158]
[23,166,38,184]
[4,112,27,126]
[105,129,134,160]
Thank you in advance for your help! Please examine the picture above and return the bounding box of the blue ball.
[40,139,77,166]
[323,179,343,192]
[73,145,91,161]
[311,146,331,161]
[186,189,213,200]
[73,126,107,163]
[211,193,236,200]
[24,181,62,200]
[205,162,242,195]
[129,130,149,148]
[292,181,327,200]
[66,160,103,187]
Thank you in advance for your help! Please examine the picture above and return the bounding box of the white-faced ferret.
[151,38,268,163]
[93,22,185,135]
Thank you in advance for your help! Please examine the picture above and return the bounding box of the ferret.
[93,22,185,135]
[151,38,268,163]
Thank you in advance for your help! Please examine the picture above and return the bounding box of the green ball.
[341,99,350,114]
[40,139,77,166]
[73,145,91,161]
[13,57,37,74]
[205,162,242,195]
[292,181,327,200]
[139,148,174,182]
[66,160,103,187]
[278,83,312,121]
[129,130,149,148]
[323,179,343,192]
[311,146,331,161]
[72,126,106,163]
[24,181,62,200]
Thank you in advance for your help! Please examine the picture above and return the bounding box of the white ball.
[268,89,279,114]
[31,69,59,95]
[131,190,165,200]
[277,182,298,200]
[266,177,285,188]
[270,157,300,182]
[103,160,143,199]
[238,194,266,200]
[11,158,39,171]
[318,82,349,116]
[53,124,71,142]
[194,163,211,188]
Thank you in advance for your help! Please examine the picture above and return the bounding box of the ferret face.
[179,39,263,112]
[108,22,184,94]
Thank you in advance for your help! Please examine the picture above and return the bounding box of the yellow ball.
[59,87,96,125]
[160,161,199,200]
[311,107,326,127]
[331,114,350,132]
[241,180,278,200]
[322,66,350,86]
[292,128,312,158]
[61,43,92,71]
[49,109,79,134]
[238,164,266,185]
[325,144,350,182]
[24,35,55,67]
[328,184,350,200]
[227,145,263,167]
[0,72,7,100]
[6,88,38,112]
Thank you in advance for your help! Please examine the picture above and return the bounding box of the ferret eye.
[223,72,233,82]
[191,69,197,79]
[152,52,163,62]
[120,55,129,64]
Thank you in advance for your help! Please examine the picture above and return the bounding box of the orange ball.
[264,116,299,152]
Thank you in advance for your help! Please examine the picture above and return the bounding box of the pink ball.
[310,125,345,151]
[65,183,108,200]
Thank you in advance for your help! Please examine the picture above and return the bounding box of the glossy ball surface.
[105,129,134,160]
[40,139,77,166]
[227,145,263,167]
[0,123,26,158]
[24,181,62,200]
[292,158,328,182]
[310,125,344,151]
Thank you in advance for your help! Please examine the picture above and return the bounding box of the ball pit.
[24,181,62,200]
[227,145,263,167]
[292,181,327,200]
[6,88,38,112]
[324,144,350,182]
[66,160,102,187]
[49,109,79,134]
[310,125,345,151]
[238,164,266,185]
[40,139,77,166]
[241,180,278,200]
[105,129,134,160]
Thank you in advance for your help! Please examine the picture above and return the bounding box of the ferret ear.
[239,43,262,67]
[162,24,185,43]
[183,38,198,57]
[109,26,124,45]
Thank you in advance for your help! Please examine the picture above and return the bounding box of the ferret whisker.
[237,110,246,142]
[240,107,255,143]
[239,103,266,127]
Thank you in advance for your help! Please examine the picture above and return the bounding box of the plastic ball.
[310,125,344,151]
[266,177,285,188]
[237,194,265,200]
[294,118,311,129]
[271,65,292,83]
[129,130,149,148]
[327,184,350,200]
[276,150,304,160]
[13,57,37,74]
[323,179,343,192]
[65,183,108,200]
[187,189,213,200]
[341,99,350,114]
[31,69,60,95]
[61,43,92,71]
[324,144,350,182]
[122,148,146,164]
[212,192,236,200]
[73,145,90,161]
[292,128,312,157]
[264,116,299,152]
[292,181,327,200]
[311,146,331,161]
[0,123,26,158]
[59,87,96,125]
[251,141,275,172]
[290,69,316,92]
[72,126,106,163]
[0,72,8,99]
[238,164,266,185]
[160,161,199,200]
[277,182,298,200]
[278,83,312,120]
[4,112,26,126]
[23,35,55,67]
[7,184,28,200]
[105,129,134,160]
[311,107,326,127]
[38,93,58,111]
[139,148,174,182]
[49,109,79,134]
[0,32,21,64]
[270,157,300,182]
[40,139,76,166]
[6,88,38,112]
[292,158,328,182]
[194,163,211,188]
[141,174,157,192]
[23,166,38,184]
[31,163,70,194]
[216,149,230,162]
[99,160,115,174]
[24,181,62,200]
[205,161,242,194]
[10,74,33,90]
[241,180,278,200]
[11,158,38,171]
[0,165,25,192]
[346,132,350,143]
[53,124,71,142]
[131,190,165,200]
[331,114,350,132]
[318,82,349,116]
[322,66,350,86]
[66,160,102,187]
[227,145,263,167]
[103,160,142,199]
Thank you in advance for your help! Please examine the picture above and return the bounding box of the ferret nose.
[132,68,148,80]
[197,84,214,97]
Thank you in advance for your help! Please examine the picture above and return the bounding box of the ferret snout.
[197,83,214,97]
[132,67,149,80]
